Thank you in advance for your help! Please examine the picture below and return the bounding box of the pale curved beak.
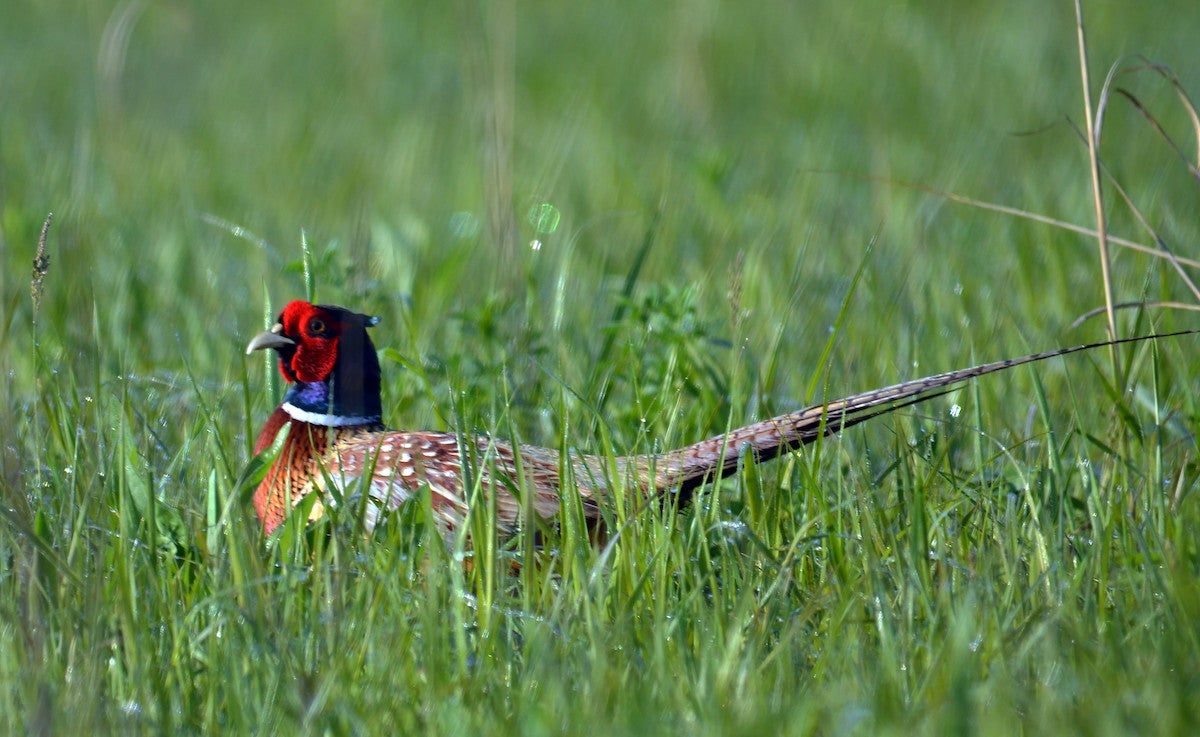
[245,324,295,355]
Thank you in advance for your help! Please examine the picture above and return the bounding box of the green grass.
[3,0,1200,734]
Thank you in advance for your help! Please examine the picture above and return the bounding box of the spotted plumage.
[246,300,1188,539]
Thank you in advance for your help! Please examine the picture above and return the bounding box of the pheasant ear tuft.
[366,315,380,327]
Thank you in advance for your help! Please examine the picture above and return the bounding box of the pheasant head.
[246,300,384,428]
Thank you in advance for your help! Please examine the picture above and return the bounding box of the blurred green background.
[3,0,1197,385]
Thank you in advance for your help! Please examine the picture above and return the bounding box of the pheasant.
[246,299,1186,539]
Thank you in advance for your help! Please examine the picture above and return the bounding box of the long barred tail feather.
[636,328,1199,493]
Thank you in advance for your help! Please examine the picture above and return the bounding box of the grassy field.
[3,0,1200,733]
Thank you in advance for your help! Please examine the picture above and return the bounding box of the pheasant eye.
[308,317,327,335]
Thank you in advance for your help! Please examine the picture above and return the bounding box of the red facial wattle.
[276,301,344,384]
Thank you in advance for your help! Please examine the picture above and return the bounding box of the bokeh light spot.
[449,211,480,239]
[526,203,561,235]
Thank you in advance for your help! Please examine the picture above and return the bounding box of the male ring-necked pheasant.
[246,299,1181,538]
